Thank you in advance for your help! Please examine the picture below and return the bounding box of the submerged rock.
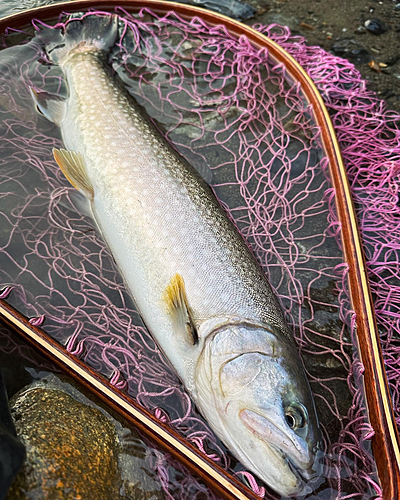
[6,375,165,500]
[7,387,121,499]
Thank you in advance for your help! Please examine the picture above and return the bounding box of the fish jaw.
[194,319,322,496]
[239,409,322,491]
[239,409,312,473]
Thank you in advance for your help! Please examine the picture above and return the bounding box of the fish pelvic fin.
[42,14,119,66]
[53,148,94,200]
[30,87,66,125]
[164,274,198,346]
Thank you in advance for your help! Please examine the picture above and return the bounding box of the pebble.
[368,60,381,72]
[385,54,400,66]
[332,38,372,65]
[356,26,367,34]
[364,18,388,35]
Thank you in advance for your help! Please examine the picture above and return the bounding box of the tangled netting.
[1,6,398,499]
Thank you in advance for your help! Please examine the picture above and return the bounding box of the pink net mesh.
[1,6,398,498]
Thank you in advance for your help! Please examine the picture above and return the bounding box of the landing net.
[1,7,398,499]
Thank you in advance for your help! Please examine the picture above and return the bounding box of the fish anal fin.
[164,274,198,346]
[53,148,94,200]
[30,87,66,125]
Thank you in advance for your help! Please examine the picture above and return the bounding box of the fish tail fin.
[42,14,119,65]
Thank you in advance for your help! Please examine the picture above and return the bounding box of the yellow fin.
[164,274,198,345]
[53,148,94,200]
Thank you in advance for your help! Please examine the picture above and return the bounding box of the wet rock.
[386,54,400,66]
[0,370,25,500]
[7,386,121,499]
[364,18,388,35]
[173,0,256,21]
[261,13,300,32]
[119,452,166,500]
[355,26,367,34]
[332,38,372,65]
[6,374,165,500]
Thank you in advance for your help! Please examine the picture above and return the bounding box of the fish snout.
[240,408,312,461]
[240,408,321,488]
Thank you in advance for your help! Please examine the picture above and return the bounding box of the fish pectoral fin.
[53,148,94,200]
[67,190,94,219]
[30,87,66,125]
[164,274,198,345]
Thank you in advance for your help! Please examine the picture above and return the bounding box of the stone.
[174,0,256,21]
[7,387,121,500]
[364,18,388,35]
[332,38,372,64]
[6,375,165,500]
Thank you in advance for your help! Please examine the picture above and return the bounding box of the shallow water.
[0,326,169,500]
[0,4,380,500]
[0,0,69,18]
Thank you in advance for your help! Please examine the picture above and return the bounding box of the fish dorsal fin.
[53,148,94,200]
[164,274,198,345]
[30,87,66,125]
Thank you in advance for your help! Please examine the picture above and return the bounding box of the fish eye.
[285,403,308,431]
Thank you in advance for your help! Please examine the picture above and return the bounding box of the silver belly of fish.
[33,15,322,497]
[59,51,289,386]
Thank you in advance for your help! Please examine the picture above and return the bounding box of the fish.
[31,14,322,497]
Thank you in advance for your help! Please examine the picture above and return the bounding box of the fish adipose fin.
[43,14,119,66]
[164,274,198,345]
[30,88,66,125]
[53,148,94,200]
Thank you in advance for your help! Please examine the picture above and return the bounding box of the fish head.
[195,319,322,497]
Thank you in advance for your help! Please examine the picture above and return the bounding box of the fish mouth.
[240,409,315,489]
[262,442,318,497]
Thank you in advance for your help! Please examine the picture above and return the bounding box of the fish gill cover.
[0,6,398,499]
